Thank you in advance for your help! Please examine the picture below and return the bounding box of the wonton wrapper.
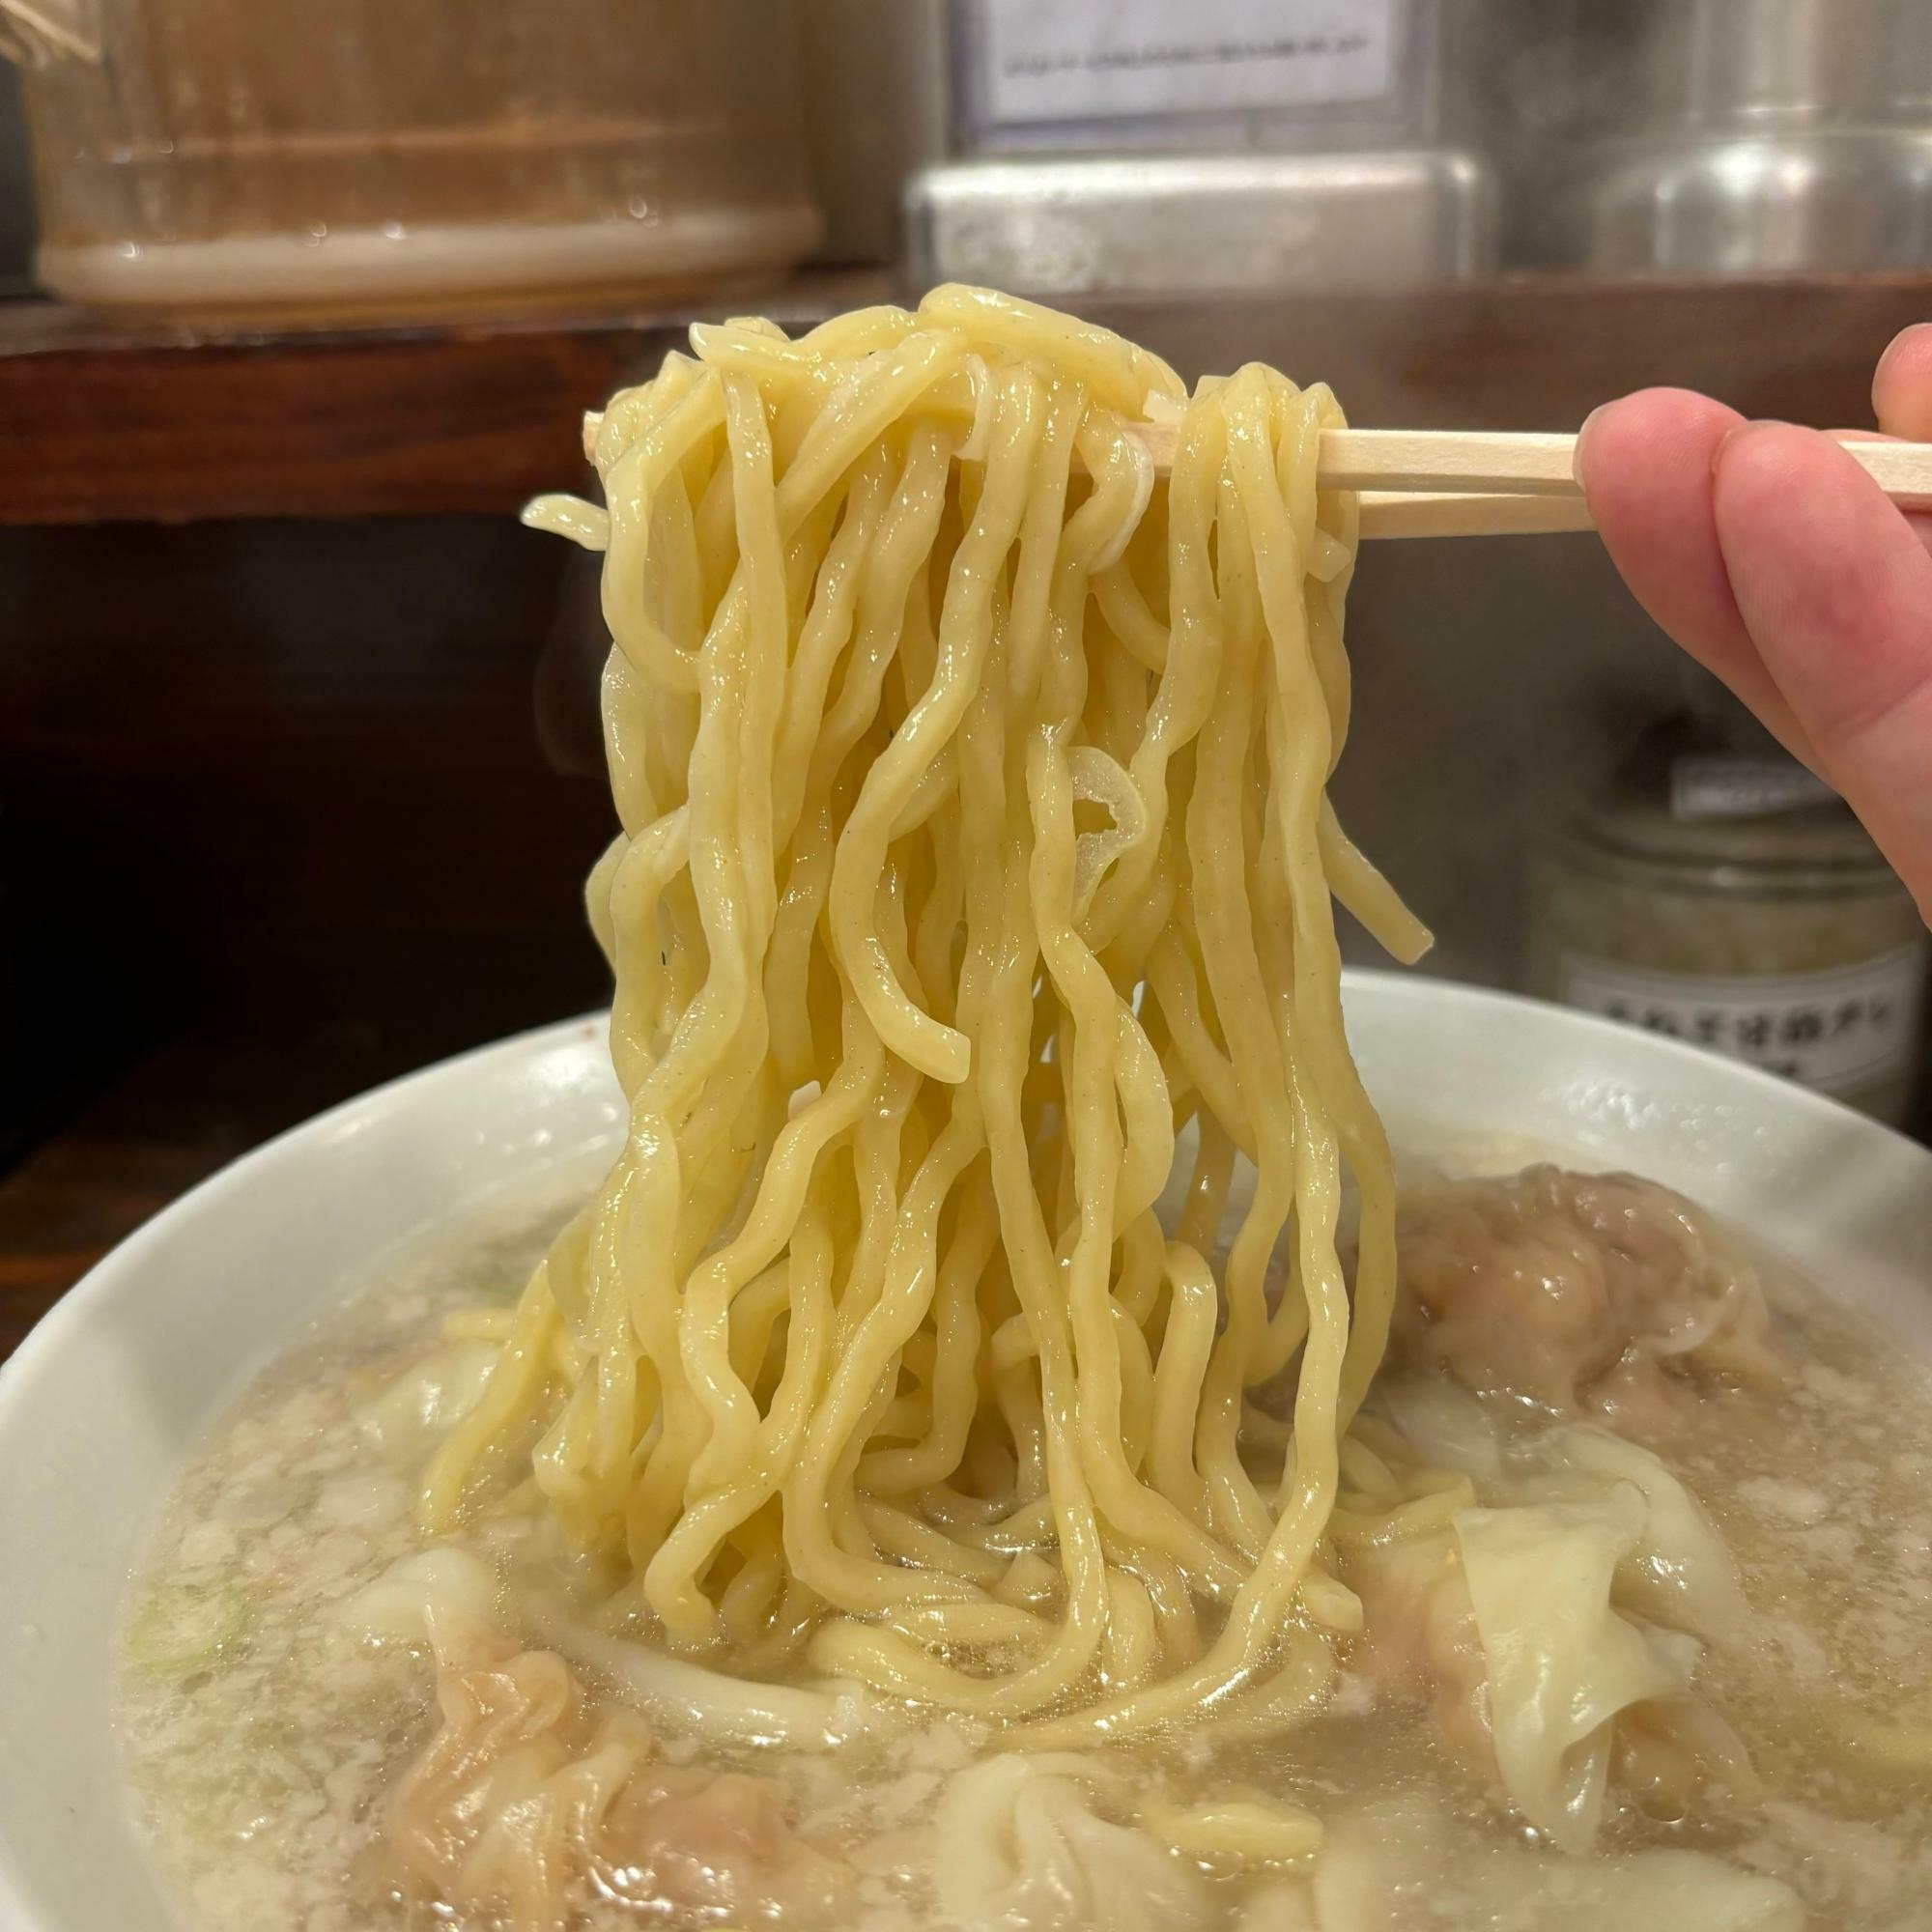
[342,1552,853,1932]
[1374,1381,1750,1644]
[1455,1491,1691,1851]
[933,1752,1215,1932]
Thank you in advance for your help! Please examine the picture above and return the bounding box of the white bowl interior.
[1,977,1928,1931]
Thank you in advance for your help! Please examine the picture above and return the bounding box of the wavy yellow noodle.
[427,286,1432,1742]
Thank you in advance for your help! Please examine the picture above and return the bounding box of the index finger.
[1712,421,1932,921]
[1575,389,1816,766]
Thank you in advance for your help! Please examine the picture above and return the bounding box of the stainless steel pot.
[1500,0,1932,273]
[1649,0,1932,134]
[1576,128,1932,277]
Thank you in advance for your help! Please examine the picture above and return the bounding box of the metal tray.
[906,149,1496,296]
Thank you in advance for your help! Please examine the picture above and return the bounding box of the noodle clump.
[426,286,1432,1743]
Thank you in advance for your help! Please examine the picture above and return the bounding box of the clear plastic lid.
[6,0,821,315]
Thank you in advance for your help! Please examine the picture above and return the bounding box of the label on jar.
[1557,944,1929,1096]
[1668,753,1836,821]
[976,0,1397,127]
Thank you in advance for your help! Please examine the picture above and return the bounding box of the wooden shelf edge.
[2,270,1927,527]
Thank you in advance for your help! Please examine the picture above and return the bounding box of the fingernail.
[1877,321,1932,378]
[1572,404,1606,486]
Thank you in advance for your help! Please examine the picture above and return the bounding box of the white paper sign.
[978,0,1397,126]
[1558,943,1929,1096]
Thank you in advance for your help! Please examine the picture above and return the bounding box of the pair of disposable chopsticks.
[1133,424,1932,542]
[579,408,1932,541]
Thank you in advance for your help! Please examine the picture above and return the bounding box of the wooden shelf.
[2,270,1929,526]
[0,270,895,526]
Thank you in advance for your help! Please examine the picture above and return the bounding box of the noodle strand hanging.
[455,287,1433,1739]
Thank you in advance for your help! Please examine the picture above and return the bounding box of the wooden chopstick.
[1145,422,1932,512]
[1356,492,1596,540]
[579,412,1932,537]
[1317,428,1581,496]
[1119,425,1587,497]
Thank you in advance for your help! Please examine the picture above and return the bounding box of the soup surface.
[119,1153,1932,1932]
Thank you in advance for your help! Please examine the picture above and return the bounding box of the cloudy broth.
[118,1162,1932,1932]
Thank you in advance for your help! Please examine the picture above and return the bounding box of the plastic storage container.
[3,0,821,316]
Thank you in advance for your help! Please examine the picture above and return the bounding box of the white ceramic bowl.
[2,976,1929,1932]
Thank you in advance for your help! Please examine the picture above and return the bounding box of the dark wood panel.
[1,272,1927,525]
[0,510,623,1358]
[0,322,627,524]
[0,514,617,1163]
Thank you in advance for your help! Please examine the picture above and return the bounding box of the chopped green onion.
[127,1580,251,1679]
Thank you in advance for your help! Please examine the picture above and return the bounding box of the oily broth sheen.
[116,1160,1932,1932]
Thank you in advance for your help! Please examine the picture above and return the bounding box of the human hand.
[1574,325,1932,923]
